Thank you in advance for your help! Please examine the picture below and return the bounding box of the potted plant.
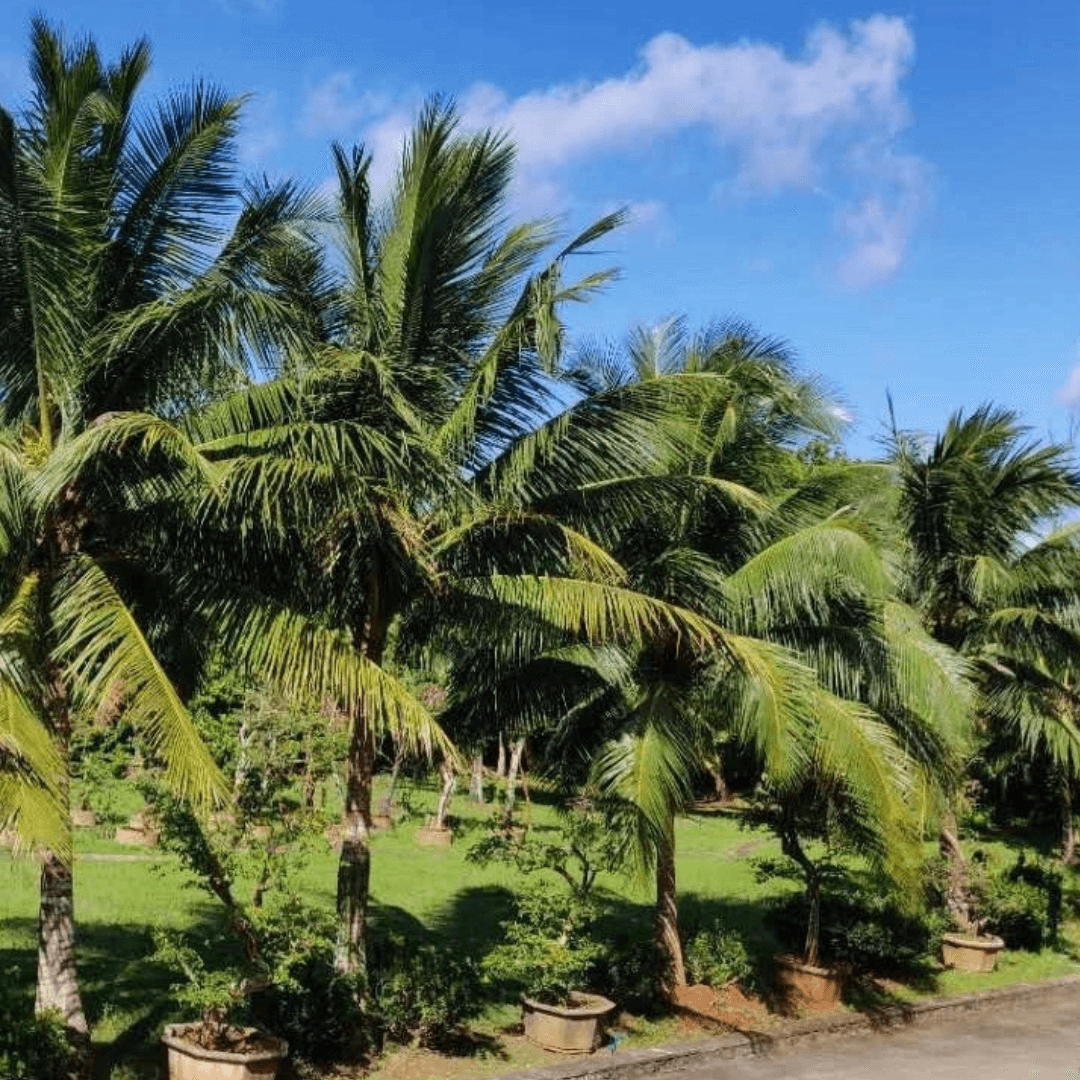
[154,931,288,1080]
[747,779,866,1006]
[474,808,627,1052]
[932,844,1005,971]
[484,883,612,1052]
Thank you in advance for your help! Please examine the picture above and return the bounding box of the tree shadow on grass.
[426,884,517,960]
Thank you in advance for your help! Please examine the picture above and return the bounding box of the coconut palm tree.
[0,18,407,1040]
[172,100,747,980]
[891,405,1080,880]
[571,321,972,989]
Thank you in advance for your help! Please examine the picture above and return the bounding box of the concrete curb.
[492,975,1080,1080]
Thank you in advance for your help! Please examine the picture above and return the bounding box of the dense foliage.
[2,15,1080,1079]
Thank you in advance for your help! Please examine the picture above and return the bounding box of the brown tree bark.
[36,672,88,1044]
[654,827,686,995]
[939,820,974,933]
[36,849,87,1035]
[496,732,506,778]
[335,717,374,976]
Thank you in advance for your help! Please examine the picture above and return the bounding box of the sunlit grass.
[3,775,1079,1078]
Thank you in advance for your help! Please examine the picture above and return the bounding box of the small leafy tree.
[484,882,604,1005]
[746,772,916,969]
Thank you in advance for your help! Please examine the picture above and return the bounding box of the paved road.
[683,995,1080,1080]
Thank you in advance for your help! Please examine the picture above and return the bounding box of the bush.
[368,935,483,1049]
[684,920,755,989]
[982,855,1062,951]
[591,935,667,1015]
[253,903,366,1065]
[483,882,604,1005]
[0,1004,77,1080]
[768,878,944,974]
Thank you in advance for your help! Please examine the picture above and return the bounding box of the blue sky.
[2,1,1078,456]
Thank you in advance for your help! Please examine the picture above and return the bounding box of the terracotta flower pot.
[774,954,844,1005]
[941,932,1005,972]
[162,1023,287,1079]
[522,992,616,1053]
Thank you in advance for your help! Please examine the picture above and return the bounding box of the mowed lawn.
[2,777,1080,1078]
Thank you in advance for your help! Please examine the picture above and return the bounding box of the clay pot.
[416,825,453,846]
[522,992,616,1053]
[941,932,1005,972]
[162,1023,287,1079]
[71,809,96,828]
[774,954,844,1005]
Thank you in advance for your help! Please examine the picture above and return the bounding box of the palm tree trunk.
[36,849,87,1035]
[655,827,686,994]
[336,578,386,977]
[939,818,974,933]
[709,768,728,803]
[504,736,525,814]
[496,732,506,778]
[805,876,822,968]
[380,744,405,816]
[36,675,88,1041]
[335,716,373,975]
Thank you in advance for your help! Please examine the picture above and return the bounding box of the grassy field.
[2,776,1079,1079]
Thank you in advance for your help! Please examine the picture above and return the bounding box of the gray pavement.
[682,995,1080,1080]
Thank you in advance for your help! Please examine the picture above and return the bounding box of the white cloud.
[622,199,665,229]
[237,91,283,167]
[300,73,388,138]
[311,17,929,283]
[1057,339,1080,407]
[458,18,913,188]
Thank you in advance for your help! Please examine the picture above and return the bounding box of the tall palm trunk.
[335,577,386,977]
[335,716,374,975]
[654,824,686,994]
[496,732,506,778]
[36,851,87,1035]
[36,679,87,1037]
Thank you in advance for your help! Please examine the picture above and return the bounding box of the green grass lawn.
[3,777,1079,1079]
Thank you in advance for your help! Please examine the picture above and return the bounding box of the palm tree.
[0,18,361,1039]
[573,320,971,989]
[891,405,1080,884]
[174,100,742,980]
